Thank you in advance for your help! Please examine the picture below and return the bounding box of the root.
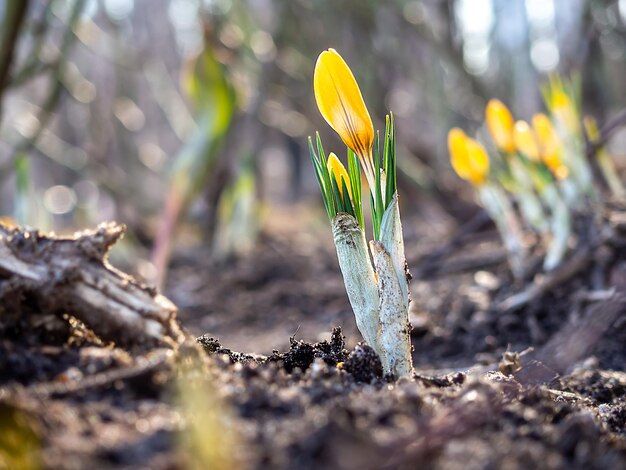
[0,222,185,350]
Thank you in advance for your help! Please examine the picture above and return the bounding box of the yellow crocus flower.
[486,99,516,154]
[327,152,352,198]
[0,216,16,228]
[532,113,568,179]
[550,89,579,134]
[313,49,375,190]
[513,120,540,162]
[448,128,490,187]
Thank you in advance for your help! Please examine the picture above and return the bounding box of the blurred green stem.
[541,184,571,271]
[9,1,56,88]
[0,0,30,122]
[479,183,527,280]
[596,147,625,198]
[14,152,29,224]
[8,0,85,162]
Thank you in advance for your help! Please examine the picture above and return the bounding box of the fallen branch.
[514,294,626,386]
[497,246,592,311]
[0,222,185,350]
[424,250,506,278]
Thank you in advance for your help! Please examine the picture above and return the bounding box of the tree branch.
[0,0,30,118]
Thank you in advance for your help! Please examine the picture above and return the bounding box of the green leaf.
[347,148,363,227]
[373,130,384,240]
[170,43,236,203]
[384,113,397,206]
[340,177,356,219]
[308,136,333,220]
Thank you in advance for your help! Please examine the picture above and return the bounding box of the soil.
[1,208,625,469]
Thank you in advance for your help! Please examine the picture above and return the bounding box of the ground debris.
[342,343,383,383]
[0,222,185,350]
[196,335,257,364]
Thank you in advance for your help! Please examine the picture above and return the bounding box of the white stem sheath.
[479,184,527,280]
[564,140,594,196]
[541,185,571,271]
[332,206,414,379]
[379,194,410,310]
[510,159,549,234]
[370,240,413,377]
[332,213,380,352]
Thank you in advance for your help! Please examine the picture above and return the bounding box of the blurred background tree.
[1,0,625,283]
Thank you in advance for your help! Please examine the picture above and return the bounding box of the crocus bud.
[486,99,516,154]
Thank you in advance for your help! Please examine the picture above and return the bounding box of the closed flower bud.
[448,128,490,186]
[327,152,352,198]
[532,114,568,179]
[486,99,516,154]
[314,49,375,190]
[513,121,540,162]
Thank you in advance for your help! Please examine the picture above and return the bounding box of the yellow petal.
[448,128,489,186]
[314,49,374,182]
[550,89,579,133]
[532,114,568,179]
[532,113,560,158]
[327,152,352,198]
[464,137,490,186]
[0,216,16,228]
[448,128,467,177]
[513,120,540,162]
[532,113,557,146]
[486,99,516,154]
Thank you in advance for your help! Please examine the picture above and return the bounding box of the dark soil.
[1,214,625,469]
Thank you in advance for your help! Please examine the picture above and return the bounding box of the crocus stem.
[540,184,571,270]
[509,158,549,234]
[370,240,413,378]
[14,152,29,225]
[332,212,380,353]
[376,193,413,377]
[596,148,625,198]
[479,184,527,280]
[562,139,595,199]
[378,193,409,306]
[558,178,580,208]
[151,187,184,289]
[332,208,414,378]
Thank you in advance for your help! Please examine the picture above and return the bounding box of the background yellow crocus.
[486,99,516,154]
[448,128,490,187]
[550,89,579,134]
[513,121,540,162]
[532,114,568,179]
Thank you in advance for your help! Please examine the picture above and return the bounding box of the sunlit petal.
[529,115,568,179]
[314,49,375,185]
[327,152,352,198]
[486,99,516,154]
[513,121,541,162]
[448,128,489,186]
[550,88,579,134]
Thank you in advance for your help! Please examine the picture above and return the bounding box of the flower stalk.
[310,49,412,378]
[584,116,625,199]
[448,128,528,278]
[541,75,594,199]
